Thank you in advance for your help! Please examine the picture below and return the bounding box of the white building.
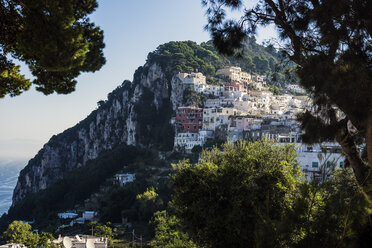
[287,84,306,94]
[177,72,207,93]
[205,99,223,108]
[115,173,136,186]
[199,130,214,144]
[82,211,97,221]
[240,71,251,84]
[280,143,345,181]
[0,244,27,248]
[223,89,247,99]
[174,132,202,152]
[216,66,252,85]
[58,212,78,219]
[203,107,239,131]
[204,85,224,96]
[216,66,242,81]
[54,235,107,248]
[252,74,265,82]
[177,72,206,84]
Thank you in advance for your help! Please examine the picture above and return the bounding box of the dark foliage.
[0,145,142,232]
[0,0,105,97]
[202,0,372,197]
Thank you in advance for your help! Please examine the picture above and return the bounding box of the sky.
[0,0,277,159]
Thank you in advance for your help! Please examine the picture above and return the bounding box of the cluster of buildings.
[57,211,98,228]
[0,235,108,248]
[0,244,26,248]
[53,235,107,248]
[172,66,343,181]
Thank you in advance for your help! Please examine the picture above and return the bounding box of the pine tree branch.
[336,126,372,192]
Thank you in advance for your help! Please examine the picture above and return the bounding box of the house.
[240,71,251,85]
[204,85,224,96]
[58,212,78,219]
[115,173,135,186]
[175,107,203,133]
[216,66,242,81]
[224,81,244,92]
[177,72,206,85]
[252,74,265,82]
[198,130,214,144]
[0,244,26,248]
[75,218,85,225]
[205,99,222,108]
[228,130,244,142]
[223,89,247,99]
[296,143,344,181]
[177,72,207,93]
[82,211,97,221]
[247,90,262,98]
[287,84,306,94]
[53,235,107,248]
[174,132,202,152]
[228,115,258,132]
[203,107,238,131]
[72,211,97,225]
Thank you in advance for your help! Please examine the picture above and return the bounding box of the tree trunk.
[366,115,372,171]
[363,115,372,199]
[337,126,372,200]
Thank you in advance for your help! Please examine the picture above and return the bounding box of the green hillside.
[148,38,294,87]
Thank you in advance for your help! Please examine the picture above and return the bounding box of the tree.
[150,211,197,248]
[171,140,372,248]
[0,0,105,98]
[202,0,372,198]
[2,221,58,248]
[297,169,372,248]
[89,221,114,244]
[3,221,32,244]
[136,187,164,221]
[269,85,281,95]
[171,140,303,248]
[38,232,58,248]
[253,55,270,74]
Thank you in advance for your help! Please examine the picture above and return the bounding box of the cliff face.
[12,62,185,205]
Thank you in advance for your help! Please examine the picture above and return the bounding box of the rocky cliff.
[11,40,227,206]
[12,61,186,205]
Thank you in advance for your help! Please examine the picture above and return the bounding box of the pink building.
[228,116,256,131]
[175,107,203,133]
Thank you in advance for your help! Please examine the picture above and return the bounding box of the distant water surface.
[0,159,26,216]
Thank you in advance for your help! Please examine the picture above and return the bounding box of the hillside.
[2,39,294,233]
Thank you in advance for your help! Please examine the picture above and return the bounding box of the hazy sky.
[0,0,277,159]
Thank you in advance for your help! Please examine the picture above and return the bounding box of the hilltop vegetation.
[147,39,294,87]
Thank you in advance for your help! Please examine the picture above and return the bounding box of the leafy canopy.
[3,221,57,248]
[171,140,302,248]
[89,221,114,244]
[0,0,105,97]
[171,140,372,248]
[202,0,372,196]
[150,210,197,248]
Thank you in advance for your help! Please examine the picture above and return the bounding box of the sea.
[0,158,26,216]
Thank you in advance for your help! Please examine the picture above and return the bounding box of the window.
[326,161,331,168]
[312,162,319,168]
[339,161,344,167]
